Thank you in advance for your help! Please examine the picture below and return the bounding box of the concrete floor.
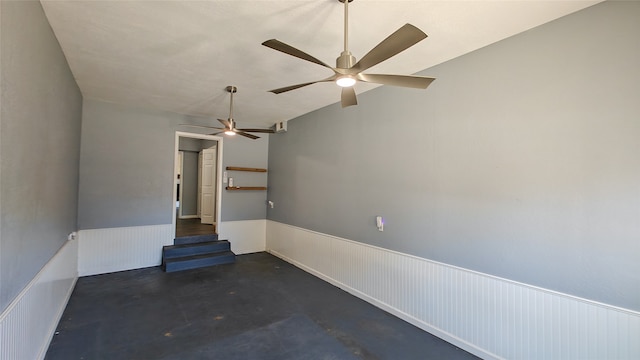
[46,252,479,360]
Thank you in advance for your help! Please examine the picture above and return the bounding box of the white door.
[199,147,217,224]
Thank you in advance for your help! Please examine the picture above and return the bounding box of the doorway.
[173,131,223,238]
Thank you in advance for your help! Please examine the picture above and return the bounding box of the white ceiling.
[41,0,601,127]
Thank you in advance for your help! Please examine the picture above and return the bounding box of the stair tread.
[163,250,235,272]
[163,240,231,260]
[163,251,235,264]
[174,233,219,245]
[163,240,229,250]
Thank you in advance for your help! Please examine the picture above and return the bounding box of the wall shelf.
[225,186,267,191]
[225,166,267,191]
[226,166,267,173]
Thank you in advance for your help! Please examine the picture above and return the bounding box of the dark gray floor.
[46,252,478,360]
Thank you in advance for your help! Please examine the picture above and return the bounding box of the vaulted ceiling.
[41,0,601,127]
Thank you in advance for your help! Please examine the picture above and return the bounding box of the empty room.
[1,1,638,359]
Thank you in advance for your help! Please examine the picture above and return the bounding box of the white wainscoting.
[266,220,640,360]
[0,239,78,360]
[219,219,266,255]
[78,224,173,276]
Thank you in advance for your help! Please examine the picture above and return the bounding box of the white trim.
[273,222,640,316]
[173,131,223,239]
[266,220,640,360]
[218,219,266,255]
[177,150,184,218]
[177,215,199,220]
[268,247,495,360]
[78,224,173,276]
[0,239,78,360]
[37,277,77,360]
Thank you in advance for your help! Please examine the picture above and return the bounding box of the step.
[162,240,230,260]
[163,251,236,273]
[174,233,219,245]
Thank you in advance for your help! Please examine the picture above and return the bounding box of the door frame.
[172,131,223,236]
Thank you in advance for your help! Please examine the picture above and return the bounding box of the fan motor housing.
[336,51,356,69]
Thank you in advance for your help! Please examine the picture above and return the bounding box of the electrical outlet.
[376,216,384,232]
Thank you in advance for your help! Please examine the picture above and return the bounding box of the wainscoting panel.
[0,239,78,360]
[218,220,266,255]
[78,224,173,276]
[266,220,640,360]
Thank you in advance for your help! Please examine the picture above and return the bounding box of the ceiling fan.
[262,0,435,108]
[181,86,275,140]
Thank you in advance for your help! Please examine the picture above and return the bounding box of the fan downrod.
[336,0,355,69]
[225,85,237,122]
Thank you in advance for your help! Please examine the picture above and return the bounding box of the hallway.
[175,217,216,238]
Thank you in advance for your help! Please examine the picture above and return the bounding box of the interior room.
[1,1,638,359]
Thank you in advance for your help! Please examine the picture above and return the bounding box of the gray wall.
[221,134,269,221]
[78,99,268,229]
[0,1,82,311]
[178,137,202,152]
[267,1,640,311]
[78,100,178,229]
[180,151,199,216]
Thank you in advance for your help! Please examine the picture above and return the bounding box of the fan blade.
[180,124,225,130]
[269,82,318,94]
[269,76,337,94]
[237,128,275,133]
[235,131,260,140]
[351,24,427,73]
[269,81,320,94]
[341,87,357,108]
[217,118,231,128]
[262,39,332,69]
[210,131,225,136]
[357,74,435,89]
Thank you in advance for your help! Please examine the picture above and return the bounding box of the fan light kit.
[262,0,435,107]
[336,76,356,87]
[180,86,275,140]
